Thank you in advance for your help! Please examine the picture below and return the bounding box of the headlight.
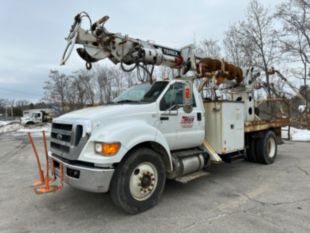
[95,142,121,156]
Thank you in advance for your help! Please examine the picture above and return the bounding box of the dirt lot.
[0,133,310,233]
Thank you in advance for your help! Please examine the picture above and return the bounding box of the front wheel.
[110,148,166,214]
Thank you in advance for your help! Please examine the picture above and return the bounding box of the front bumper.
[49,154,114,193]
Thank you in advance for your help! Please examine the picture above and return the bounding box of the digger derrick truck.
[48,12,289,214]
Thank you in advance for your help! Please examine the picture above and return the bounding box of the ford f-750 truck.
[45,13,288,214]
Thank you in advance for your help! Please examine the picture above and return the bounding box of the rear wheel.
[246,135,257,162]
[110,148,166,214]
[255,131,277,164]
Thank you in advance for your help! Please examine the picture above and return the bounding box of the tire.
[110,148,166,214]
[255,131,277,164]
[246,135,257,162]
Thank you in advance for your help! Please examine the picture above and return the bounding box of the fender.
[78,120,173,171]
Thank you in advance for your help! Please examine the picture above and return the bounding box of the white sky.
[0,0,283,101]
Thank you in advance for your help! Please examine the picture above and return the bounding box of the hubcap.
[129,162,158,201]
[267,137,276,158]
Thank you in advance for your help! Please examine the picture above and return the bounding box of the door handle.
[197,112,202,121]
[160,116,169,121]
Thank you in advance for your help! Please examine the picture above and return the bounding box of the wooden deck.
[244,118,289,133]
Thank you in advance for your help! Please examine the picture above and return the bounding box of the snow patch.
[14,124,51,138]
[282,127,310,142]
[0,123,21,134]
[0,120,51,138]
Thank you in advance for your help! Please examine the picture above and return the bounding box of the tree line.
[43,65,138,113]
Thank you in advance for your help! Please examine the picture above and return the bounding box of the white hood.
[55,103,156,124]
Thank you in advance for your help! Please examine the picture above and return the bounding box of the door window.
[160,83,184,111]
[160,82,196,111]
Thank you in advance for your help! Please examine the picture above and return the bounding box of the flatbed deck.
[245,118,289,133]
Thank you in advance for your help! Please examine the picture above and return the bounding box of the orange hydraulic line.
[27,132,44,187]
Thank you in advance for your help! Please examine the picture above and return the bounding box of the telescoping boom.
[61,12,243,84]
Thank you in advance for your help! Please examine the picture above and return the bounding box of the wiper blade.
[115,99,140,104]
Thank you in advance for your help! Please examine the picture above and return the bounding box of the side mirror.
[183,80,193,114]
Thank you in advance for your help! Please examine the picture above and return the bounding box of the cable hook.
[86,62,92,70]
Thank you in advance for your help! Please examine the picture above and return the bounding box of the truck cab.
[49,80,207,211]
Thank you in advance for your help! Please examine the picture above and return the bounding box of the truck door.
[34,112,42,123]
[157,82,204,150]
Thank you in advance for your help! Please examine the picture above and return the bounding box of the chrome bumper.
[49,154,114,193]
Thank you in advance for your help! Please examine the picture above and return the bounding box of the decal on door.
[181,116,194,128]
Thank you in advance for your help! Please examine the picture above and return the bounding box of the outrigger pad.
[35,185,60,194]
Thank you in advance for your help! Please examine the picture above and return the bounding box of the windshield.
[113,81,168,104]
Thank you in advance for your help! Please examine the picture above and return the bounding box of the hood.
[55,103,156,123]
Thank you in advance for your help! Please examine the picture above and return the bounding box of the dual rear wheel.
[246,130,278,164]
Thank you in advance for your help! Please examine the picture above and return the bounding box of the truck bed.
[244,118,289,133]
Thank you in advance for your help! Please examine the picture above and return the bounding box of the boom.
[61,12,243,84]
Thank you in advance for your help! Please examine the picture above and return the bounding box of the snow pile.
[0,120,19,127]
[0,120,11,127]
[0,120,51,137]
[15,125,51,137]
[0,123,21,134]
[282,127,310,142]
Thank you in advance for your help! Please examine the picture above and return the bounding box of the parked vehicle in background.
[21,109,53,125]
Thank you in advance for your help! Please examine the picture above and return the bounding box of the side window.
[160,82,197,111]
[160,83,183,111]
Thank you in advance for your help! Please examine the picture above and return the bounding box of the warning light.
[185,87,190,98]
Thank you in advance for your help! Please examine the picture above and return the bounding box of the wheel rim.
[129,162,158,201]
[267,137,276,158]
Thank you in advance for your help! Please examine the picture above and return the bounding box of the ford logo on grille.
[56,134,63,140]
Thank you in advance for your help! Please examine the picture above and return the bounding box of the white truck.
[21,109,52,125]
[48,13,288,214]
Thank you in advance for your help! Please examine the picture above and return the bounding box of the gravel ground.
[0,134,309,233]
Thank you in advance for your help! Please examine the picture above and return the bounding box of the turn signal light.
[95,142,121,156]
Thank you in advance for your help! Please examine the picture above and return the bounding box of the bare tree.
[155,66,176,81]
[223,25,257,68]
[276,0,310,109]
[122,70,138,88]
[44,70,70,112]
[73,69,96,106]
[0,99,9,118]
[96,66,113,104]
[195,39,221,59]
[224,0,278,97]
[111,67,125,98]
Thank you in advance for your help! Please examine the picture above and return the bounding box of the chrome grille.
[50,122,86,160]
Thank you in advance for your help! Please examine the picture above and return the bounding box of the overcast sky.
[0,0,283,102]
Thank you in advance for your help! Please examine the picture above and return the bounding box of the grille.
[50,122,84,160]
